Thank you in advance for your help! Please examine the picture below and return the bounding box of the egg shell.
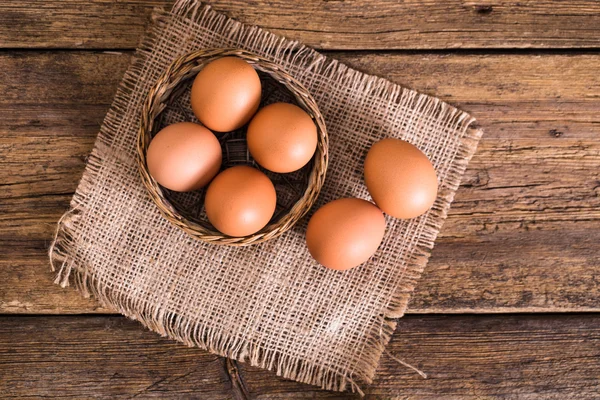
[191,57,261,132]
[247,102,318,173]
[146,122,222,192]
[306,198,386,271]
[205,166,277,237]
[364,138,438,219]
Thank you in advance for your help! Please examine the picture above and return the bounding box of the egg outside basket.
[137,48,328,246]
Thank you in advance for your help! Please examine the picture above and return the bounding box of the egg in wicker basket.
[137,48,328,246]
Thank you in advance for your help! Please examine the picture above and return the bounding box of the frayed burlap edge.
[50,1,482,395]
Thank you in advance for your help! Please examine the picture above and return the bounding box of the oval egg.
[306,198,386,271]
[247,102,318,173]
[191,57,261,132]
[146,122,222,192]
[364,138,438,219]
[204,165,277,237]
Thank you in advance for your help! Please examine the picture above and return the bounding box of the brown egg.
[306,198,386,271]
[364,138,438,219]
[247,102,318,173]
[146,122,222,192]
[205,166,276,237]
[191,57,261,132]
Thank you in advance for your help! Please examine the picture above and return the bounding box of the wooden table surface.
[1,1,599,398]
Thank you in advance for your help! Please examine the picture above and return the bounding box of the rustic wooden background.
[1,1,599,398]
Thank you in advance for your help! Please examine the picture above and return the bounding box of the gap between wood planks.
[225,359,252,400]
[4,47,600,54]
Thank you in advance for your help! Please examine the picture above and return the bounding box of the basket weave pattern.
[137,48,328,246]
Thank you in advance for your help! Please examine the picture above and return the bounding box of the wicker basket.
[137,48,328,246]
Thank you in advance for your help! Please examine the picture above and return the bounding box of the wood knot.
[475,5,493,14]
[462,169,490,188]
[549,129,563,138]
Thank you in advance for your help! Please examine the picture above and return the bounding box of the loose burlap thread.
[50,0,482,394]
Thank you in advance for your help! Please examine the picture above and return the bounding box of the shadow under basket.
[137,48,329,246]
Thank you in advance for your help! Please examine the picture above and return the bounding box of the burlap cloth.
[50,0,482,394]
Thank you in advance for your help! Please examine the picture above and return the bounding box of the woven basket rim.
[137,48,329,246]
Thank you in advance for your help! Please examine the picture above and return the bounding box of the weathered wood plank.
[2,1,600,50]
[0,316,234,399]
[1,315,598,398]
[1,52,599,314]
[340,53,600,313]
[245,314,600,399]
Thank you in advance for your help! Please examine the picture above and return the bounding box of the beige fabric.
[50,0,482,394]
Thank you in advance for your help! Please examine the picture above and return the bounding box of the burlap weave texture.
[50,0,482,393]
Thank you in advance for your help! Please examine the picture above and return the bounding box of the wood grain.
[3,2,598,398]
[1,315,598,399]
[0,316,234,399]
[2,1,600,50]
[338,53,600,313]
[242,314,600,399]
[1,51,599,314]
